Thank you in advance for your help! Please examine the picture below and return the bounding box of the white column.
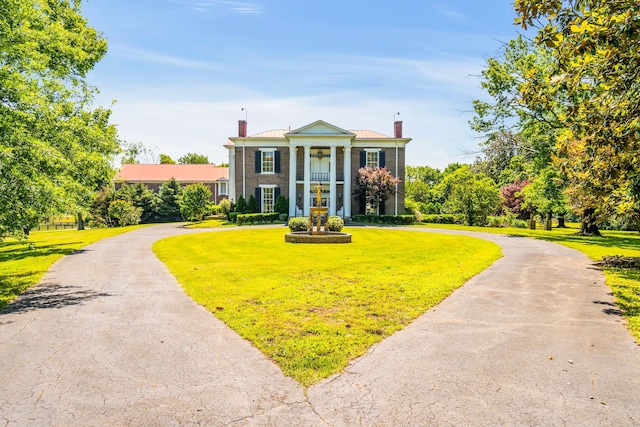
[303,146,311,216]
[343,146,352,218]
[329,145,337,216]
[228,147,236,201]
[289,146,297,217]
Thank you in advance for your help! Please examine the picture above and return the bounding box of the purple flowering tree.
[353,167,401,214]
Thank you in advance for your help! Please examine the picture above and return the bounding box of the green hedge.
[351,214,414,225]
[237,212,280,225]
[420,214,465,224]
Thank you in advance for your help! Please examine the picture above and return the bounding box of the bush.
[235,195,247,213]
[247,195,259,213]
[351,214,414,225]
[327,216,344,231]
[108,200,142,227]
[274,195,288,214]
[288,217,310,232]
[229,212,240,223]
[420,214,465,224]
[219,198,232,220]
[179,183,212,222]
[237,212,279,225]
[486,215,528,228]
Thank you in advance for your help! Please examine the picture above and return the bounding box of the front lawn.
[415,223,640,343]
[153,228,501,386]
[0,226,145,310]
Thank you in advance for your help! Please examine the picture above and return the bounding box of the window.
[262,187,274,213]
[366,151,379,168]
[262,150,274,173]
[219,182,228,195]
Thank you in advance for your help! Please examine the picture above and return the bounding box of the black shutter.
[255,187,262,212]
[275,187,281,199]
[274,150,281,173]
[360,151,366,168]
[379,200,386,215]
[379,151,386,168]
[359,195,366,215]
[255,150,261,173]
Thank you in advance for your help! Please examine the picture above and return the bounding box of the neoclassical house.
[224,120,411,219]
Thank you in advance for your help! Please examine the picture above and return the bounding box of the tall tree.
[0,0,119,237]
[178,152,209,164]
[443,166,501,226]
[514,0,640,234]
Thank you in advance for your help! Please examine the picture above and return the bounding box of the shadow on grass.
[0,241,84,263]
[1,282,112,315]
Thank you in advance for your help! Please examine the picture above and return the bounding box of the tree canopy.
[513,0,640,233]
[178,152,209,164]
[0,0,119,237]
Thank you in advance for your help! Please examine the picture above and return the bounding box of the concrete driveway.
[1,224,639,426]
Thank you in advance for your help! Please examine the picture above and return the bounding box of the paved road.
[1,224,639,426]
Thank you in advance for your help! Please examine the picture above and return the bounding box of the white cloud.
[169,0,263,13]
[109,45,221,70]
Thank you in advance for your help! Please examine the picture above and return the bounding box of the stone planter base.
[285,231,352,244]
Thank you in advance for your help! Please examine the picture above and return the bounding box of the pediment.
[286,120,355,137]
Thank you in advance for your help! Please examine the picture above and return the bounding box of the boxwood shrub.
[237,212,279,225]
[420,214,465,224]
[327,216,344,231]
[288,217,310,232]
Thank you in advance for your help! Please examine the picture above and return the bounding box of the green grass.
[415,223,640,343]
[185,219,236,229]
[154,227,501,386]
[0,226,145,309]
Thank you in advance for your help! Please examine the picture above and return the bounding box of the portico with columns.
[224,119,411,219]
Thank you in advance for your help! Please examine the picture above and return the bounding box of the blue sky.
[83,1,523,169]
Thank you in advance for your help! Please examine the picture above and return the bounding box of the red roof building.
[114,164,229,203]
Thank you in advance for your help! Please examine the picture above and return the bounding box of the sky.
[82,0,524,169]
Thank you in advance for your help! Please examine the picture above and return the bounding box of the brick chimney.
[238,120,247,138]
[394,120,402,139]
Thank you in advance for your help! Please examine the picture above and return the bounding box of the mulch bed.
[597,256,640,270]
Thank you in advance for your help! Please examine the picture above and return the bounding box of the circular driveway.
[1,224,639,426]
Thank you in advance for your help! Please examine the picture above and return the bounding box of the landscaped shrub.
[351,214,414,225]
[229,212,240,223]
[274,195,288,214]
[108,200,142,227]
[327,216,344,231]
[247,195,259,213]
[420,214,465,224]
[288,217,310,232]
[235,195,247,213]
[237,212,279,225]
[219,198,232,220]
[486,215,528,228]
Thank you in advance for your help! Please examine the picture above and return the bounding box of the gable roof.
[226,120,394,145]
[114,164,228,183]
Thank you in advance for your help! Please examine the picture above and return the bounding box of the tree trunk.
[545,212,552,230]
[77,212,85,230]
[579,208,601,236]
[556,215,567,228]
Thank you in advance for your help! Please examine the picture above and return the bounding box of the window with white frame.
[219,182,228,195]
[262,187,275,213]
[366,150,379,168]
[262,150,275,173]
